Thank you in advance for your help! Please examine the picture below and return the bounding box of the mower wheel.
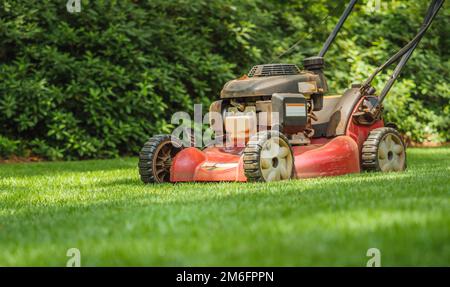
[243,131,294,182]
[361,127,406,172]
[138,135,183,184]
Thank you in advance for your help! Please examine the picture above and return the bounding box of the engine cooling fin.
[248,64,301,77]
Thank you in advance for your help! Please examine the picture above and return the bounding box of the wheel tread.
[243,130,294,182]
[361,127,407,172]
[138,134,182,184]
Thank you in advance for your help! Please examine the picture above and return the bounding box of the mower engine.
[210,57,327,146]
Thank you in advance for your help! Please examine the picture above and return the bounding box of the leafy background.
[0,0,448,160]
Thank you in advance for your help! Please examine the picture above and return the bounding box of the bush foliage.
[0,0,448,159]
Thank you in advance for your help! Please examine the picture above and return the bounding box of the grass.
[0,147,449,266]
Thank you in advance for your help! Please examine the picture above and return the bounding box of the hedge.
[0,0,448,159]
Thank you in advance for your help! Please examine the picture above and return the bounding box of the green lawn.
[0,148,449,266]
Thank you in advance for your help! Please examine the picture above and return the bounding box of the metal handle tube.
[376,0,444,106]
[318,0,358,57]
[363,0,444,99]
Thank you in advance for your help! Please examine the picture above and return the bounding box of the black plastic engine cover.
[272,93,308,134]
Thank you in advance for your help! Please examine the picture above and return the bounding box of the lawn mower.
[139,0,444,183]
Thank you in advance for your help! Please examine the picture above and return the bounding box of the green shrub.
[0,135,21,158]
[0,0,448,159]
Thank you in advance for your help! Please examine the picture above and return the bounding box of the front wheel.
[138,135,182,183]
[361,127,406,172]
[243,131,294,182]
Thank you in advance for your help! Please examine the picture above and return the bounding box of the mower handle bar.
[318,0,358,58]
[363,0,445,112]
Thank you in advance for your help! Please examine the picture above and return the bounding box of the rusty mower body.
[139,0,444,183]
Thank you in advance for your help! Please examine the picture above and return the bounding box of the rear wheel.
[138,135,182,183]
[243,131,294,182]
[361,127,406,172]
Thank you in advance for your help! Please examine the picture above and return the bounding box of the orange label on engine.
[285,103,306,117]
[286,103,305,107]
